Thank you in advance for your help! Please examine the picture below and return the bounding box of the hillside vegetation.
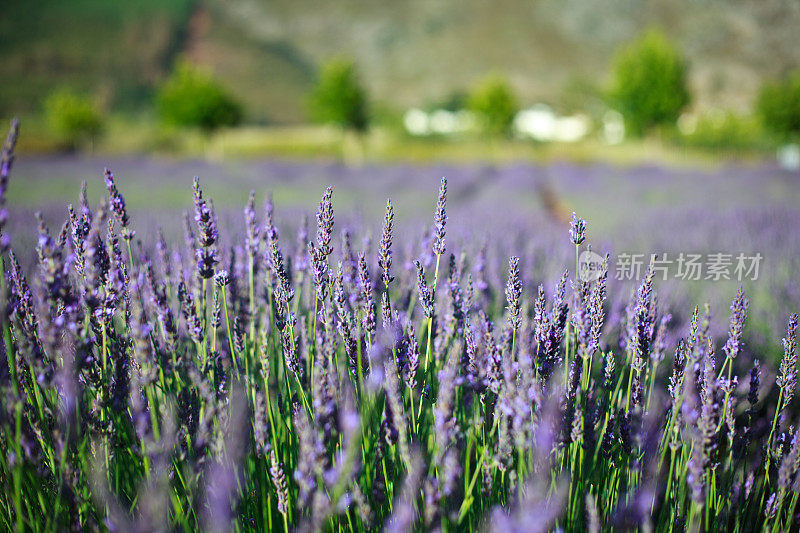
[2,0,799,125]
[0,0,195,114]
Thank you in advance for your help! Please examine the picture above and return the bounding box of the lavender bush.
[1,119,800,531]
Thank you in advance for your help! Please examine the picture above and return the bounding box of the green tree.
[44,89,103,150]
[156,61,242,132]
[468,75,518,136]
[609,30,690,136]
[309,59,369,132]
[757,72,800,141]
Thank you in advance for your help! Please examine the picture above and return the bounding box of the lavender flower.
[308,241,329,304]
[191,177,219,280]
[182,210,195,252]
[244,190,259,263]
[376,199,395,290]
[749,359,760,407]
[292,405,322,508]
[630,261,656,399]
[404,322,420,391]
[178,280,204,343]
[294,214,310,275]
[778,428,800,493]
[588,254,609,353]
[357,252,376,338]
[103,168,133,240]
[777,314,799,406]
[667,340,687,414]
[214,269,230,287]
[232,316,244,354]
[0,118,19,251]
[569,212,586,245]
[439,448,462,521]
[483,315,502,393]
[414,260,434,318]
[384,356,411,466]
[192,177,217,247]
[316,186,334,257]
[723,286,748,360]
[604,350,616,389]
[601,412,616,458]
[282,328,300,378]
[211,290,221,329]
[68,203,90,276]
[196,247,218,280]
[270,449,290,516]
[380,291,393,327]
[537,271,569,383]
[534,284,547,344]
[434,342,459,461]
[264,202,292,301]
[385,451,422,533]
[432,177,447,256]
[504,256,522,332]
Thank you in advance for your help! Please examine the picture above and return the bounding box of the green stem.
[309,297,318,378]
[457,453,486,524]
[248,256,255,338]
[222,287,238,377]
[764,388,785,485]
[423,253,441,374]
[624,366,636,415]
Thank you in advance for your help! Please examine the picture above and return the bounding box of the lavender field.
[2,119,800,531]
[8,152,800,349]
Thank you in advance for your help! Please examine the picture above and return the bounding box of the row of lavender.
[1,117,799,531]
[8,154,800,356]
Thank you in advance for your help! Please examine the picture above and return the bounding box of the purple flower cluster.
[0,119,798,532]
[0,118,19,252]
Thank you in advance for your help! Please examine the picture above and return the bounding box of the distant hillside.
[0,0,196,113]
[2,0,799,124]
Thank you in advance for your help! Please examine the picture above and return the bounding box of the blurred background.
[3,0,800,162]
[1,0,800,356]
